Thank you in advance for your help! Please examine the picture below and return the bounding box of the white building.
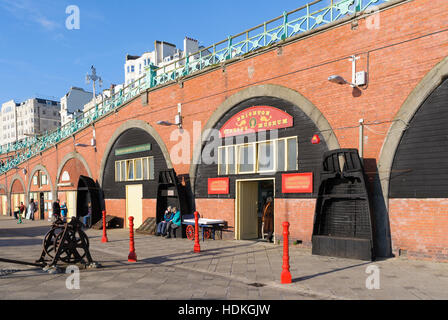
[124,37,201,86]
[0,98,61,146]
[82,83,124,114]
[60,87,93,126]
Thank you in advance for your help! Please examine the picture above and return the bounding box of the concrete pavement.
[1,215,447,300]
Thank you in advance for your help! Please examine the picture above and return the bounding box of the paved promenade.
[0,216,447,300]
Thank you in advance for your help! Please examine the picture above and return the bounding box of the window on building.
[238,144,256,174]
[131,66,135,72]
[115,156,154,182]
[217,136,298,175]
[41,174,48,185]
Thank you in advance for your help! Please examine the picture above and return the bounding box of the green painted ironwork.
[0,0,389,174]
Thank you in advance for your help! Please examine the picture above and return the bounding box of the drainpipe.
[359,118,364,160]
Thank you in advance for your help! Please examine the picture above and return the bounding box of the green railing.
[0,0,389,173]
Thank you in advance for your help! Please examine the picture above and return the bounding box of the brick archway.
[98,119,173,187]
[378,55,448,207]
[26,164,55,202]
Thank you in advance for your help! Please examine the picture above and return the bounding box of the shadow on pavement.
[291,261,372,283]
[0,225,50,239]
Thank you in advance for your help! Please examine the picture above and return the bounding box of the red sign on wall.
[219,106,293,138]
[208,178,230,195]
[282,173,313,193]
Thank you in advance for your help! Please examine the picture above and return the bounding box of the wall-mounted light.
[156,103,183,129]
[74,127,96,151]
[328,55,367,88]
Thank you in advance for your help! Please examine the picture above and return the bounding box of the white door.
[126,184,143,229]
[66,191,77,218]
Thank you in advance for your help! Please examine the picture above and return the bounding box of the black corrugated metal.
[390,78,448,198]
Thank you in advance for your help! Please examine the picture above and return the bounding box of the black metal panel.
[312,149,374,261]
[102,128,168,199]
[156,169,189,223]
[390,78,448,198]
[194,96,328,199]
[312,236,373,261]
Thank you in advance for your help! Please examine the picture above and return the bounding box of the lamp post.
[86,65,103,103]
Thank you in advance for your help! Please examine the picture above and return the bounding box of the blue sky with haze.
[0,0,322,104]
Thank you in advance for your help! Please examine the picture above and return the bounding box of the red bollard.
[101,210,108,243]
[128,216,137,262]
[194,211,201,253]
[281,221,292,284]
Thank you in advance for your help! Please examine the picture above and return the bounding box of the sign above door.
[219,106,293,138]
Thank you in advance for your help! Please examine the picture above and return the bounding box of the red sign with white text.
[282,173,313,193]
[219,106,293,138]
[208,178,230,195]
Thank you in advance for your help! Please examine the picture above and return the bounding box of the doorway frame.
[235,177,275,240]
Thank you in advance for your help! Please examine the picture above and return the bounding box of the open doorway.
[236,179,274,241]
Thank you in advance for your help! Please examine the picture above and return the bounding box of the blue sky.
[0,0,316,104]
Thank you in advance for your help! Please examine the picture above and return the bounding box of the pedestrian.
[165,206,181,238]
[28,198,37,221]
[82,202,92,228]
[156,206,172,236]
[25,200,32,220]
[60,202,68,222]
[262,197,274,243]
[52,199,61,221]
[18,202,25,224]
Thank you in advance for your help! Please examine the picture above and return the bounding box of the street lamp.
[86,65,103,101]
[156,103,183,129]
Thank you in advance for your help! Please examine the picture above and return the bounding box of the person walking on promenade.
[61,202,68,222]
[52,199,61,221]
[18,202,25,224]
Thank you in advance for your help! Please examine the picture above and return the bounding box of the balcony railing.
[0,0,390,174]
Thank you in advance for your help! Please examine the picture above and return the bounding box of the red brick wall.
[105,199,126,221]
[1,0,447,261]
[274,199,316,246]
[142,199,157,221]
[389,199,448,262]
[11,179,24,193]
[57,158,89,192]
[195,198,235,239]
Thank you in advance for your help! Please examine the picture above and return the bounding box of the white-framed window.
[217,136,298,175]
[115,156,154,182]
[41,173,48,185]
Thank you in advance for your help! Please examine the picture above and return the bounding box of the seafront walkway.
[1,216,447,300]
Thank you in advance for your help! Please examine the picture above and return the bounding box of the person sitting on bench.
[156,206,172,236]
[165,207,181,238]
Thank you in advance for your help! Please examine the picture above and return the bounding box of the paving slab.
[1,216,448,300]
